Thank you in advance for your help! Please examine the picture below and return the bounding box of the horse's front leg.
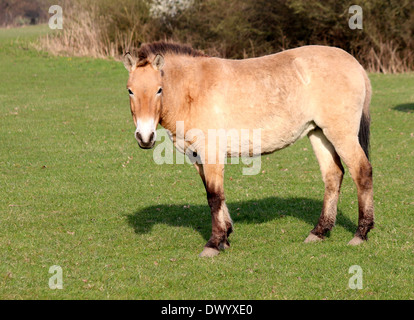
[195,163,233,257]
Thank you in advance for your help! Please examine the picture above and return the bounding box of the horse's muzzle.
[138,141,155,149]
[135,131,155,149]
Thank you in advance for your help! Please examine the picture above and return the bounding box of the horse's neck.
[159,56,199,136]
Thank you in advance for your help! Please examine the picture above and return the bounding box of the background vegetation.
[0,25,413,300]
[0,0,54,26]
[2,0,413,72]
[34,0,414,73]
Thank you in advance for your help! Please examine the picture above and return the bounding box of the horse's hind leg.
[305,128,344,242]
[195,163,233,257]
[322,130,374,245]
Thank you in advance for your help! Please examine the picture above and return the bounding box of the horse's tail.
[359,70,372,160]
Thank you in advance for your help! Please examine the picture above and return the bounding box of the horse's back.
[202,45,367,112]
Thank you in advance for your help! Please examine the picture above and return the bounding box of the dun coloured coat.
[123,42,374,257]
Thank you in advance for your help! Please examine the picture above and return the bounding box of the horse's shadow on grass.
[393,103,414,113]
[126,197,357,241]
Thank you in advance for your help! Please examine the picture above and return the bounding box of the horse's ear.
[152,54,165,71]
[123,52,136,72]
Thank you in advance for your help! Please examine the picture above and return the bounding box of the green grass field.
[0,26,413,300]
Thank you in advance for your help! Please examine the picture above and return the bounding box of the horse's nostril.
[149,132,154,142]
[135,131,142,142]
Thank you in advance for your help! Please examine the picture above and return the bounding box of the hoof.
[304,233,323,243]
[219,241,230,250]
[348,236,365,246]
[199,247,220,257]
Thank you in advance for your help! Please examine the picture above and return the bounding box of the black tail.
[359,70,372,160]
[359,112,370,160]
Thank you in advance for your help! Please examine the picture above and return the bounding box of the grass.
[0,25,413,300]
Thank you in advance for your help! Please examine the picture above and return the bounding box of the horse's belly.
[224,120,316,157]
[260,122,315,153]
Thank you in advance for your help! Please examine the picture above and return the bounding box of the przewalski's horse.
[123,42,374,257]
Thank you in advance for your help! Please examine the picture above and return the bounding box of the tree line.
[4,0,413,72]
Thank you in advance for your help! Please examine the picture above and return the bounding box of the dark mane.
[137,41,208,64]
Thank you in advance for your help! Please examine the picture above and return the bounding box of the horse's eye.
[156,87,163,95]
[128,89,133,95]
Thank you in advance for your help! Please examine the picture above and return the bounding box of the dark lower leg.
[199,164,232,256]
[205,191,228,250]
[354,215,374,240]
[311,168,344,239]
[311,190,341,238]
[311,202,337,238]
[352,161,374,241]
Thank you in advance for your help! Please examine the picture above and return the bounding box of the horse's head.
[123,53,165,149]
